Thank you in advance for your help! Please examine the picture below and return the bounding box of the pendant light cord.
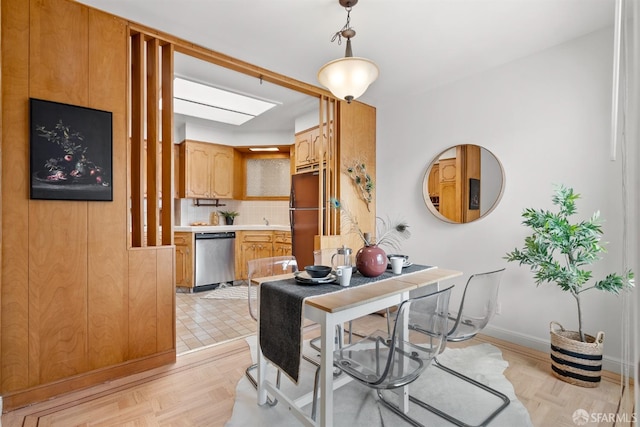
[330,6,353,45]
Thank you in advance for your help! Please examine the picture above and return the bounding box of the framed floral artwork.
[30,98,112,201]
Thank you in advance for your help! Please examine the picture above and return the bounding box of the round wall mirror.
[422,144,505,224]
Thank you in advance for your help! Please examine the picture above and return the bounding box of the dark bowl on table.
[305,265,332,278]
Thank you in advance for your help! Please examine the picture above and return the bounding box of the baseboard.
[483,325,635,378]
[2,349,176,413]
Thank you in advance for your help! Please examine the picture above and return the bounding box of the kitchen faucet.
[263,217,269,226]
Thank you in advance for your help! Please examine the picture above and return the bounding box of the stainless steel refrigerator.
[289,171,321,268]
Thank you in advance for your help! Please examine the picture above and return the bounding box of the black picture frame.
[469,178,480,210]
[30,98,113,201]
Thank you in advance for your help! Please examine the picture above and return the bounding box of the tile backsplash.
[175,199,290,226]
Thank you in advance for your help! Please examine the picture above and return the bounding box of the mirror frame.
[422,145,505,224]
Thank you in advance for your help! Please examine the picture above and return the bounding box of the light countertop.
[174,225,290,233]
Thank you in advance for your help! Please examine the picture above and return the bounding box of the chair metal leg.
[310,315,389,352]
[376,389,426,427]
[307,357,321,422]
[310,323,352,352]
[298,354,326,422]
[245,362,280,406]
[388,357,510,427]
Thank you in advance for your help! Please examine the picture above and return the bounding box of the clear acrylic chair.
[246,255,298,321]
[245,256,299,406]
[419,268,510,427]
[331,286,453,425]
[312,248,337,266]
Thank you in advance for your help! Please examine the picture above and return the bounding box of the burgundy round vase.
[356,245,387,277]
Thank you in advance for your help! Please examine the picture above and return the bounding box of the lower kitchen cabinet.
[273,231,292,257]
[175,232,194,289]
[235,231,273,280]
[234,230,292,280]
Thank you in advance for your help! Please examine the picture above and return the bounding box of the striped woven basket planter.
[550,321,604,388]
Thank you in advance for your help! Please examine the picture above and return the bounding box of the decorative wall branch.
[346,160,374,212]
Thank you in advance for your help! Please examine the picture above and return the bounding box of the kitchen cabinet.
[177,140,234,199]
[438,158,460,222]
[234,230,292,280]
[294,125,329,172]
[174,144,181,199]
[428,163,439,197]
[235,231,274,280]
[233,148,292,200]
[427,163,440,210]
[273,231,292,257]
[175,232,195,289]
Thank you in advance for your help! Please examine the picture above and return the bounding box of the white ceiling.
[75,0,615,132]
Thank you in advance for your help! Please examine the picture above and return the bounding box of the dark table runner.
[259,264,433,383]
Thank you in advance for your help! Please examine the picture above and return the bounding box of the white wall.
[377,28,632,373]
[175,198,289,226]
[295,109,320,133]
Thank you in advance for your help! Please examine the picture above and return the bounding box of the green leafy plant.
[505,186,634,342]
[218,210,239,219]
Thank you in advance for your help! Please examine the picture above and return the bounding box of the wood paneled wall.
[337,101,377,252]
[1,0,175,410]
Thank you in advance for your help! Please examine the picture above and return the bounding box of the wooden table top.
[305,267,462,313]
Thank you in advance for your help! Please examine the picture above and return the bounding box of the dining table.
[255,264,462,427]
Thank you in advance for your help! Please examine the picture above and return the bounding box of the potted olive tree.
[505,186,634,387]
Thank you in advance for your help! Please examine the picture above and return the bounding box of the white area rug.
[225,337,533,426]
[201,285,254,300]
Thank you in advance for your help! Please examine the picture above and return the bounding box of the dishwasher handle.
[195,232,236,240]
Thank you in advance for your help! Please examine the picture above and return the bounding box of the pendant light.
[317,0,379,104]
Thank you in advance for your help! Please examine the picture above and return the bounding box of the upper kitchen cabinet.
[233,147,292,200]
[294,125,330,172]
[177,140,234,199]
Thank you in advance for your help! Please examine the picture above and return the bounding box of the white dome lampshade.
[317,56,379,103]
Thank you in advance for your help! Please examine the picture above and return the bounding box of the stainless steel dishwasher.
[194,231,235,292]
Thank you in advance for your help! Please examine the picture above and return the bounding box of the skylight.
[173,77,277,126]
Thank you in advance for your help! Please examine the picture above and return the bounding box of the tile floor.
[176,284,256,355]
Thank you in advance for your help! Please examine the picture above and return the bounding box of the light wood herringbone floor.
[1,314,635,427]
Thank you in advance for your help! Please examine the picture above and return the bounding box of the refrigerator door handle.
[289,208,295,257]
[289,185,295,208]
